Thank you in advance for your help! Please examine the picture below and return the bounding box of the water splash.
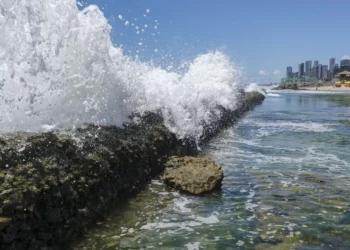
[0,0,241,140]
[245,83,266,96]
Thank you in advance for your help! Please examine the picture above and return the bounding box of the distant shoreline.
[298,85,350,91]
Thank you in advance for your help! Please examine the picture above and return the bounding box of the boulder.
[163,156,224,194]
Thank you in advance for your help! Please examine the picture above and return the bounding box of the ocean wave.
[0,0,241,140]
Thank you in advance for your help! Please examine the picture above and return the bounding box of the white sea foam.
[184,242,200,250]
[191,214,219,224]
[0,0,241,140]
[267,93,281,97]
[244,119,335,137]
[140,214,219,232]
[174,197,192,213]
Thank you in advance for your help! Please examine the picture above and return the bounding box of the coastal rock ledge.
[163,156,224,194]
[0,91,264,249]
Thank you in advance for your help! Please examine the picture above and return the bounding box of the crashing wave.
[0,0,241,139]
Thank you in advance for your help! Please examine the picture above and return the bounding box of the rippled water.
[74,92,350,250]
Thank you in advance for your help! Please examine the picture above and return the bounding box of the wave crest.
[0,0,241,139]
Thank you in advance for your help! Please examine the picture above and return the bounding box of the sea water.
[73,92,350,249]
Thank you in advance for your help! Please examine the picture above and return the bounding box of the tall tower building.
[313,60,319,68]
[322,65,328,79]
[305,60,312,76]
[298,63,304,77]
[286,66,293,77]
[317,64,323,79]
[329,58,335,78]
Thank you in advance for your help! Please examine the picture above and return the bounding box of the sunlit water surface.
[74,92,350,250]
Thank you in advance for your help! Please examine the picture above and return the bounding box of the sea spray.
[0,0,241,140]
[244,83,266,96]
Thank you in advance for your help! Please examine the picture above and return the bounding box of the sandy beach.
[300,85,350,91]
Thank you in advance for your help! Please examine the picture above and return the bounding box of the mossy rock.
[163,156,224,194]
[0,217,11,230]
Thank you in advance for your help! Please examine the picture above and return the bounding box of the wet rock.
[339,120,350,126]
[163,156,224,194]
[258,234,283,245]
[302,174,325,184]
[272,83,298,90]
[0,91,264,249]
[0,217,11,230]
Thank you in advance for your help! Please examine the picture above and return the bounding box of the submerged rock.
[339,120,350,126]
[163,156,224,194]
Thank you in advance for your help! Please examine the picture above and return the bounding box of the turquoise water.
[74,92,350,250]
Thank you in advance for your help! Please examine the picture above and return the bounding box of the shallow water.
[73,92,350,250]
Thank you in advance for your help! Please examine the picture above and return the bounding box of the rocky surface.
[0,113,191,250]
[272,83,298,90]
[0,91,265,249]
[339,120,350,126]
[163,156,223,194]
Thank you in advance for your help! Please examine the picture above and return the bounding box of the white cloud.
[341,55,350,60]
[258,70,268,76]
[273,70,281,75]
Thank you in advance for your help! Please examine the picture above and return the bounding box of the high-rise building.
[329,58,335,78]
[305,60,312,76]
[298,63,304,77]
[335,64,339,71]
[313,60,319,68]
[286,66,293,78]
[317,64,323,79]
[322,65,328,79]
[340,59,350,67]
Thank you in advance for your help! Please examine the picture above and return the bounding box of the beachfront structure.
[335,70,350,81]
[280,75,317,85]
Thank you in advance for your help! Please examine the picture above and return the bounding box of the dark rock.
[0,91,265,249]
[163,156,224,194]
[301,174,325,184]
[272,83,298,90]
[340,211,350,224]
[258,234,283,245]
[0,217,11,230]
[339,120,350,126]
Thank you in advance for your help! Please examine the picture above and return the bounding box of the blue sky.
[81,0,350,84]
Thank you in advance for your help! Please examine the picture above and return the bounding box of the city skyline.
[286,55,350,80]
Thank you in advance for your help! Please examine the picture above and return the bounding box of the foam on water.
[267,93,281,97]
[0,0,241,140]
[184,242,200,250]
[243,119,335,137]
